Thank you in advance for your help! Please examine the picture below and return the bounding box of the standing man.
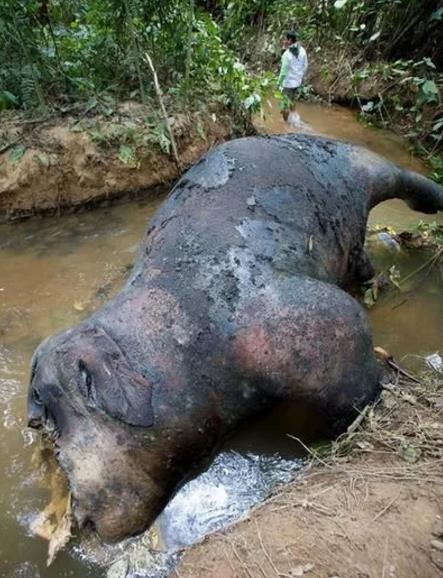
[278,30,308,122]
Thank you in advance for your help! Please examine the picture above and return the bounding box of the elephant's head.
[27,323,168,542]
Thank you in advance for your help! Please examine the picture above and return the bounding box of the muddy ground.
[176,367,443,578]
[0,104,238,219]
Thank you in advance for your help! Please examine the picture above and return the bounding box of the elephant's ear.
[75,327,154,427]
[99,354,154,427]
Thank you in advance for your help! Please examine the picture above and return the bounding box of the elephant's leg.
[233,276,381,433]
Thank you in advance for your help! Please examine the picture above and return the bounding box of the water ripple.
[72,450,303,578]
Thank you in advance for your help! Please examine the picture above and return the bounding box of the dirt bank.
[177,365,443,578]
[0,104,240,220]
[305,48,442,157]
[307,50,386,105]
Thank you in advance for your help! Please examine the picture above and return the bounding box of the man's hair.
[286,31,297,43]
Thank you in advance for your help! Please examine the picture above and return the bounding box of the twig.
[273,498,336,517]
[381,538,389,578]
[399,249,442,287]
[255,520,280,577]
[17,116,51,125]
[287,434,332,468]
[143,51,181,168]
[375,348,422,383]
[345,405,371,437]
[0,134,24,154]
[222,543,239,575]
[229,541,254,578]
[346,61,364,113]
[372,493,400,524]
[386,360,421,384]
[391,298,408,310]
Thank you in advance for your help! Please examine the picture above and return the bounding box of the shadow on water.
[0,101,442,577]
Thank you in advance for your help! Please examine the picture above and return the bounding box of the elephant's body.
[28,134,443,541]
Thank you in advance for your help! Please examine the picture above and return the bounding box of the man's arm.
[278,51,290,88]
[301,47,308,79]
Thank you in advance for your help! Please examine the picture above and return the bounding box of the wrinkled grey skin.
[28,134,443,542]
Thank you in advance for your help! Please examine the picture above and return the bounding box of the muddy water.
[1,102,442,578]
[0,203,155,578]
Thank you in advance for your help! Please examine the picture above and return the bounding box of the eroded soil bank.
[177,368,443,578]
[0,104,238,220]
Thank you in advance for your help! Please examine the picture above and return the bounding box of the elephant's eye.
[32,388,42,406]
[78,360,96,402]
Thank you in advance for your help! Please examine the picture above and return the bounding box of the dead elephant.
[28,134,443,541]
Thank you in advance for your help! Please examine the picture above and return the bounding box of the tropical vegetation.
[0,1,441,176]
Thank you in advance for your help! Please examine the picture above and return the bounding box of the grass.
[295,359,443,486]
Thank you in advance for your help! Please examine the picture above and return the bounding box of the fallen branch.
[17,115,52,125]
[143,51,181,169]
[386,360,421,384]
[374,347,421,384]
[345,404,371,437]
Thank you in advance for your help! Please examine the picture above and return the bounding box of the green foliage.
[0,0,265,116]
[327,0,442,63]
[85,114,172,159]
[414,221,443,246]
[416,79,439,106]
[429,156,443,186]
[0,90,19,110]
[363,264,400,308]
[9,144,27,163]
[204,0,442,143]
[210,0,440,67]
[1,0,441,159]
[118,144,137,167]
[174,11,272,111]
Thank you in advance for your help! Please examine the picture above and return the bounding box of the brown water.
[0,203,156,578]
[1,102,442,577]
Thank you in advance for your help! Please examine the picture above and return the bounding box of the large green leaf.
[417,80,439,106]
[9,145,27,163]
[0,90,18,110]
[118,144,137,167]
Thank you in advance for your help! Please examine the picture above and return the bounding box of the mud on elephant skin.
[27,134,443,542]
